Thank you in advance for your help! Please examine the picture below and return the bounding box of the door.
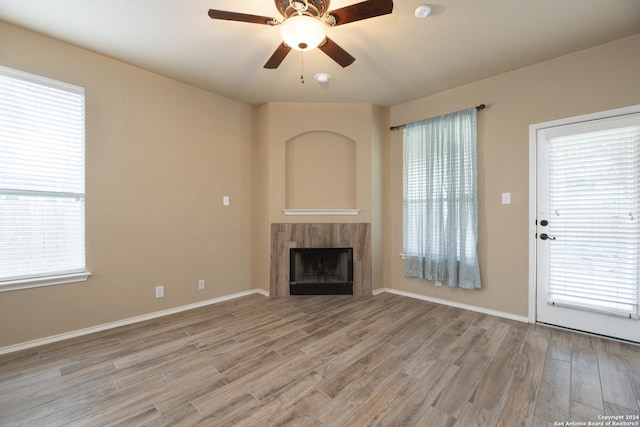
[534,109,640,343]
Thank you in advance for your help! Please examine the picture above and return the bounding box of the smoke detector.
[314,73,332,84]
[415,5,432,19]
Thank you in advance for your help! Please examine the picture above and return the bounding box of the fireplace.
[289,247,354,295]
[270,223,371,296]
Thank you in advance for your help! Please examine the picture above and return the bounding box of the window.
[403,107,481,289]
[546,115,640,317]
[0,65,89,291]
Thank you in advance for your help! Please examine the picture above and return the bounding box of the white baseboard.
[253,288,270,297]
[373,288,529,324]
[0,288,269,356]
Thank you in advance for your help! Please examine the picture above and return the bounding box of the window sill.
[0,272,91,293]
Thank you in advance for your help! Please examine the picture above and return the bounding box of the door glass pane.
[546,124,640,318]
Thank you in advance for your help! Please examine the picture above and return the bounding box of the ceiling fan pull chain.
[300,52,305,84]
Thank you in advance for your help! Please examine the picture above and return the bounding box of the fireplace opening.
[289,247,354,295]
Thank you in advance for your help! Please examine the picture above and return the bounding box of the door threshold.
[536,321,639,346]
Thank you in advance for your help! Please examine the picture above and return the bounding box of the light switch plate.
[223,196,229,206]
[501,192,511,204]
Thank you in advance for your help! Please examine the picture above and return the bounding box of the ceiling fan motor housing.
[276,0,329,18]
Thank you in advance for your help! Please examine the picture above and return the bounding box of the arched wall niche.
[285,130,357,209]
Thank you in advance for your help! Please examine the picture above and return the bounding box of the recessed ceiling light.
[314,73,331,84]
[415,5,432,19]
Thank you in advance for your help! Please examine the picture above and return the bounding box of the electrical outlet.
[198,279,205,290]
[435,281,442,287]
[223,196,229,206]
[155,285,164,298]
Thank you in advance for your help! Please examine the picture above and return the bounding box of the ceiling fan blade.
[264,42,292,69]
[208,9,277,25]
[318,37,356,68]
[328,0,393,26]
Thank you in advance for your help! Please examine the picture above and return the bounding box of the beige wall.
[384,34,640,317]
[0,23,253,347]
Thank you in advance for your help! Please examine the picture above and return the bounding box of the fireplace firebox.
[289,247,354,295]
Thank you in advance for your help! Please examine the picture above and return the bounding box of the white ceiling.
[1,0,639,107]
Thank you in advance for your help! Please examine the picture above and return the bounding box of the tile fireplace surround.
[270,223,372,296]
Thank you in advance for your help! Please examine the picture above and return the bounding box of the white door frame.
[528,104,640,325]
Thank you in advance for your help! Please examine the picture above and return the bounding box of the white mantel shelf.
[282,209,361,216]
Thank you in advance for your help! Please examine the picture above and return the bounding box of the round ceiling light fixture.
[414,5,432,19]
[314,73,332,84]
[279,15,326,51]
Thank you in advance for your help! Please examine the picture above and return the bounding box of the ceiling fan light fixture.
[279,15,326,51]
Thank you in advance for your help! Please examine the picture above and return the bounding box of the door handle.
[539,233,556,240]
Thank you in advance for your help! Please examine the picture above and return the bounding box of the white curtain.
[403,107,481,289]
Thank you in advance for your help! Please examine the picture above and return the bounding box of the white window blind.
[403,141,476,260]
[547,118,640,318]
[0,65,87,286]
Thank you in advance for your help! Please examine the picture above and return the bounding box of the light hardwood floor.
[1,294,639,426]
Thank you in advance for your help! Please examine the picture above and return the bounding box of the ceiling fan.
[208,0,394,69]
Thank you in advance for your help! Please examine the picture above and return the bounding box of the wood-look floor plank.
[598,346,639,411]
[547,328,575,362]
[28,375,166,427]
[340,372,413,426]
[221,349,283,383]
[263,388,328,427]
[153,366,228,417]
[247,358,323,403]
[492,330,549,426]
[473,321,510,357]
[493,377,537,427]
[571,400,603,422]
[472,326,527,411]
[0,366,60,404]
[433,350,491,418]
[192,390,261,426]
[455,402,497,427]
[100,405,163,427]
[533,356,571,422]
[415,405,457,427]
[225,371,324,426]
[572,349,604,410]
[623,349,640,409]
[1,294,640,426]
[317,351,408,425]
[315,342,397,398]
[514,332,548,381]
[604,400,640,417]
[376,358,458,426]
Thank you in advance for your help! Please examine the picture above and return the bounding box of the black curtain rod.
[389,104,486,131]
